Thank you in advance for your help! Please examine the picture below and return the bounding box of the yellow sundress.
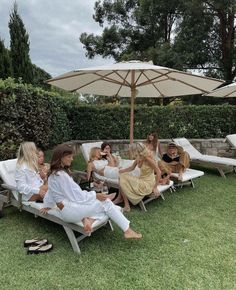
[119,163,155,205]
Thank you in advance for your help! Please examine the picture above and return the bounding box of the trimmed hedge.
[1,78,236,160]
[66,104,236,140]
[0,78,71,159]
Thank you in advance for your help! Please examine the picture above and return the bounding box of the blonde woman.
[15,142,48,202]
[87,147,120,181]
[115,143,161,212]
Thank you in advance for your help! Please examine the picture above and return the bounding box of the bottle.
[89,173,94,190]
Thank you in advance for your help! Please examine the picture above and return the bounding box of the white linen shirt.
[44,170,97,208]
[15,163,44,201]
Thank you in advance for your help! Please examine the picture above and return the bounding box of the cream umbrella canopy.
[46,60,224,143]
[204,82,236,98]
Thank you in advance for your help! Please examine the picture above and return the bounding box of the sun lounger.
[80,141,174,211]
[173,138,236,178]
[0,158,115,254]
[171,168,204,188]
[225,134,236,150]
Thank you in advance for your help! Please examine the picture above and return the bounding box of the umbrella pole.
[129,70,136,144]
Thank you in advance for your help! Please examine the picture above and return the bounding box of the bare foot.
[178,173,183,181]
[83,218,95,233]
[124,228,142,239]
[106,192,116,201]
[113,195,123,205]
[123,206,131,212]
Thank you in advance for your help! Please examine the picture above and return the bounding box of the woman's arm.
[145,156,161,186]
[15,167,41,196]
[87,162,94,181]
[157,141,162,157]
[119,160,137,174]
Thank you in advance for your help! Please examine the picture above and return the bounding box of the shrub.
[0,78,71,159]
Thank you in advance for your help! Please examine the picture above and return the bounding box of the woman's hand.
[39,184,48,198]
[40,207,51,215]
[152,186,160,197]
[96,193,108,201]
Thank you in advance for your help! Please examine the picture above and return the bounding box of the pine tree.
[0,38,12,79]
[8,2,32,83]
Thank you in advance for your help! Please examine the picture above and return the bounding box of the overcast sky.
[0,0,113,77]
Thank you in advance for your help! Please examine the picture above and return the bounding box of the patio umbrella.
[46,60,224,143]
[204,82,236,98]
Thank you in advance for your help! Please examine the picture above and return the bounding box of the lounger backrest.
[80,141,103,163]
[0,159,18,200]
[173,138,202,159]
[226,134,236,148]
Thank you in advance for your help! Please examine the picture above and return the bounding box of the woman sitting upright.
[41,144,142,239]
[143,131,162,161]
[158,142,190,181]
[115,143,161,212]
[15,142,48,202]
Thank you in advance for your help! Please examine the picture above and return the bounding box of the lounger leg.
[63,225,81,254]
[217,168,226,178]
[139,200,147,212]
[108,220,114,231]
[191,180,195,188]
[160,193,165,200]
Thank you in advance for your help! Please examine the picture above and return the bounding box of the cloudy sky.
[0,0,113,77]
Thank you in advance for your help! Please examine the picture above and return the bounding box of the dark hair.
[146,131,158,151]
[101,142,112,153]
[49,144,74,176]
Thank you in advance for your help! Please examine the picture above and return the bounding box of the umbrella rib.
[113,70,131,97]
[71,71,130,92]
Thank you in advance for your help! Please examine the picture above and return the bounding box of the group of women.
[15,132,190,242]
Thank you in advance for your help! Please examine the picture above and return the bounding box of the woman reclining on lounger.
[87,147,120,181]
[40,143,142,239]
[15,142,48,202]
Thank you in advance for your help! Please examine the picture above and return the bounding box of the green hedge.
[66,104,236,140]
[1,78,236,160]
[0,78,71,159]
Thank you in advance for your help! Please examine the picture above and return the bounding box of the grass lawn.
[0,154,236,290]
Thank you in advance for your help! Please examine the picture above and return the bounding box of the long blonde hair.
[129,142,151,160]
[17,142,39,172]
[89,147,101,162]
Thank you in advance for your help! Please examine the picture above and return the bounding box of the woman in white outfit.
[15,142,48,202]
[41,144,142,239]
[87,147,120,180]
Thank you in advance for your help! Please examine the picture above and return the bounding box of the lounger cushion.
[226,134,236,148]
[171,168,204,182]
[173,138,202,159]
[173,137,236,166]
[81,141,103,162]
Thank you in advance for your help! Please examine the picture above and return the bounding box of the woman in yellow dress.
[114,143,161,212]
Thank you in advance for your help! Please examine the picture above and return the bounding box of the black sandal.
[27,244,53,255]
[24,238,48,247]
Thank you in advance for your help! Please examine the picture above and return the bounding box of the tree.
[80,0,236,82]
[8,2,32,83]
[0,38,12,79]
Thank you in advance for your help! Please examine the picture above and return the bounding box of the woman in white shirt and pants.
[15,142,47,202]
[41,144,142,239]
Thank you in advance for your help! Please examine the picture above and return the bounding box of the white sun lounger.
[173,138,236,178]
[225,134,236,150]
[0,158,115,254]
[80,141,174,211]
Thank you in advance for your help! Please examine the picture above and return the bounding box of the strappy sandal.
[24,238,48,247]
[27,244,53,255]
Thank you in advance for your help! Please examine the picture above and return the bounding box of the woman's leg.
[119,188,131,212]
[101,200,142,239]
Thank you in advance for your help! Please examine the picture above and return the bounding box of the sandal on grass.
[27,243,53,255]
[24,238,48,247]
